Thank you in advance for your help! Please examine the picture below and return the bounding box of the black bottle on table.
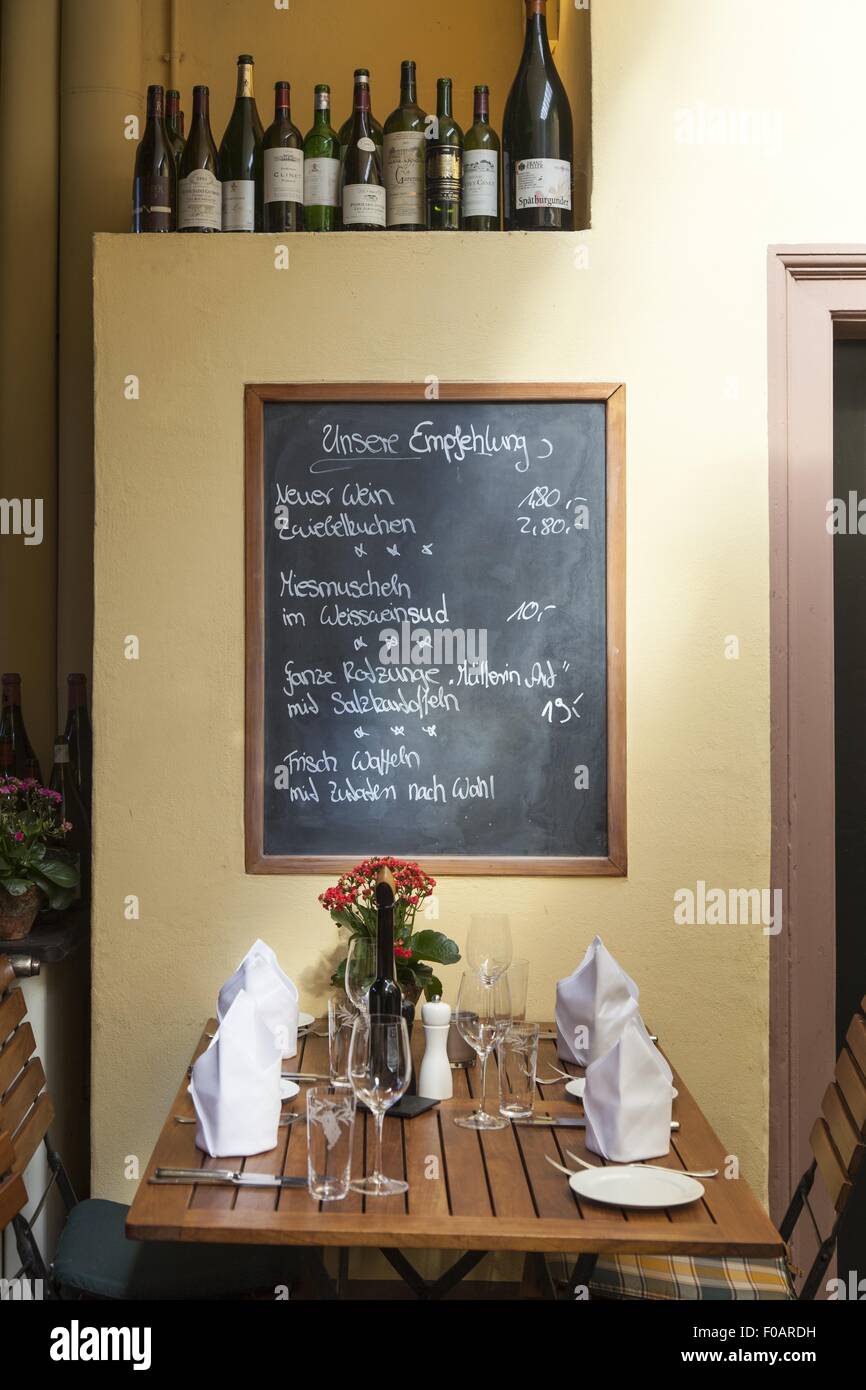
[132,85,176,232]
[369,867,416,1094]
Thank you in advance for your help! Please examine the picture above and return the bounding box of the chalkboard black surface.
[245,384,626,875]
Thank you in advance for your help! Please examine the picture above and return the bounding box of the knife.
[172,1114,299,1127]
[151,1167,308,1188]
[281,1072,330,1081]
[514,1118,680,1130]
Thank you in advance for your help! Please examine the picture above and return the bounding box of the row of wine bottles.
[132,0,574,234]
[1,672,92,907]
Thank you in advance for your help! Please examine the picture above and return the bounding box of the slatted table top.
[126,1021,783,1257]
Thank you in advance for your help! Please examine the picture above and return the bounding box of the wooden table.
[127,1021,783,1299]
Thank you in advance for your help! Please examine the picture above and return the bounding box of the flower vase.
[0,885,42,941]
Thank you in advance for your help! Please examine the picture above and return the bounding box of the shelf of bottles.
[132,0,579,236]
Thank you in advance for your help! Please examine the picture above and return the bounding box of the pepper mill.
[418,997,453,1100]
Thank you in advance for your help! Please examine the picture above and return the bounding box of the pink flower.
[14,831,25,842]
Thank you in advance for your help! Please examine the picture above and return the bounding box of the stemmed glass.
[466,913,513,984]
[345,936,376,1012]
[348,1014,412,1196]
[454,971,512,1130]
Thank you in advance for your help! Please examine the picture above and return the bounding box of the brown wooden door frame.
[769,247,866,1222]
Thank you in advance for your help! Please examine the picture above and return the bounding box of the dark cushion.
[53,1199,310,1300]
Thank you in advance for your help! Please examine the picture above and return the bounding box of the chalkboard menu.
[245,384,626,875]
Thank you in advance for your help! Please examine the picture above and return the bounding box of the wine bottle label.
[133,176,173,231]
[304,156,341,207]
[384,130,426,226]
[357,136,377,153]
[463,150,499,219]
[222,178,256,230]
[342,183,386,227]
[178,169,222,230]
[515,157,572,211]
[264,147,303,205]
[426,145,462,204]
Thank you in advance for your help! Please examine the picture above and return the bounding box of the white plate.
[280,1079,300,1101]
[564,1078,678,1101]
[568,1165,704,1210]
[298,1012,316,1029]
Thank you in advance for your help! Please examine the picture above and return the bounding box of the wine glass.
[348,1014,412,1197]
[454,972,512,1130]
[466,913,513,984]
[345,936,376,1012]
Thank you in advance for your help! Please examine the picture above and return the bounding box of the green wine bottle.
[132,85,176,232]
[426,78,462,231]
[503,0,574,231]
[463,86,500,231]
[341,69,385,231]
[383,60,427,231]
[178,85,221,232]
[263,82,303,233]
[219,54,264,232]
[338,70,383,159]
[304,85,341,232]
[0,673,41,781]
[165,89,186,171]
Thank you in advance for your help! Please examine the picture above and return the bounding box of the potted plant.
[0,775,80,940]
[321,855,460,1003]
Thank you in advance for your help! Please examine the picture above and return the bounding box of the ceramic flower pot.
[0,885,42,941]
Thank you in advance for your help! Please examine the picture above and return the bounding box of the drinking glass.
[306,1087,356,1201]
[348,1014,412,1196]
[328,992,356,1089]
[506,958,530,1020]
[466,913,512,984]
[498,1022,539,1119]
[454,972,512,1130]
[345,936,376,1011]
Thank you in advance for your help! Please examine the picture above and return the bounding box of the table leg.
[565,1252,598,1299]
[379,1247,490,1299]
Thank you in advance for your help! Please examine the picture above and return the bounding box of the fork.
[565,1149,718,1180]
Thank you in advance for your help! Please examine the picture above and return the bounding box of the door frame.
[769,247,866,1219]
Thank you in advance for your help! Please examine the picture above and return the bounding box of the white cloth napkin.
[217,937,299,1059]
[555,935,640,1065]
[583,1017,674,1162]
[190,989,282,1158]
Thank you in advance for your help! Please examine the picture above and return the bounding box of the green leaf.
[331,959,347,989]
[39,858,79,888]
[2,877,31,896]
[47,886,74,912]
[408,930,461,966]
[424,975,443,1001]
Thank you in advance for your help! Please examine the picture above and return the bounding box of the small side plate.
[568,1165,703,1210]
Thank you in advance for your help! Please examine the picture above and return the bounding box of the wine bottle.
[503,0,574,231]
[64,673,92,816]
[383,60,427,231]
[0,739,13,777]
[426,78,462,231]
[132,85,176,232]
[263,82,304,233]
[49,737,89,908]
[178,85,222,232]
[338,72,383,159]
[463,86,501,231]
[219,55,264,233]
[367,868,403,1020]
[165,88,186,170]
[303,85,341,232]
[341,70,386,231]
[0,673,41,781]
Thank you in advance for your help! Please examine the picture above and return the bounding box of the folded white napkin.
[583,1017,674,1162]
[190,989,282,1158]
[555,935,640,1065]
[217,937,299,1059]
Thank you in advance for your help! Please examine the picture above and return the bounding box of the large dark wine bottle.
[178,85,222,232]
[132,85,176,232]
[503,0,574,231]
[383,60,427,231]
[0,673,41,781]
[341,70,386,231]
[338,73,383,160]
[463,85,501,231]
[303,85,341,232]
[263,82,303,233]
[367,868,403,1020]
[219,55,264,232]
[426,78,462,231]
[165,89,186,170]
[64,673,92,816]
[49,737,89,908]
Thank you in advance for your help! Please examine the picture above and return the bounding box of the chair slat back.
[847,1013,866,1078]
[809,1116,853,1214]
[0,1127,27,1231]
[821,1080,865,1176]
[836,1046,866,1131]
[0,970,53,1176]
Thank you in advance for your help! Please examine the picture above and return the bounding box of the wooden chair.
[585,993,866,1301]
[0,959,310,1299]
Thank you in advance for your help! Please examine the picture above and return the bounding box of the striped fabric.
[589,1254,795,1301]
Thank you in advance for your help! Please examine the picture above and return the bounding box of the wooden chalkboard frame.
[244,382,626,877]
